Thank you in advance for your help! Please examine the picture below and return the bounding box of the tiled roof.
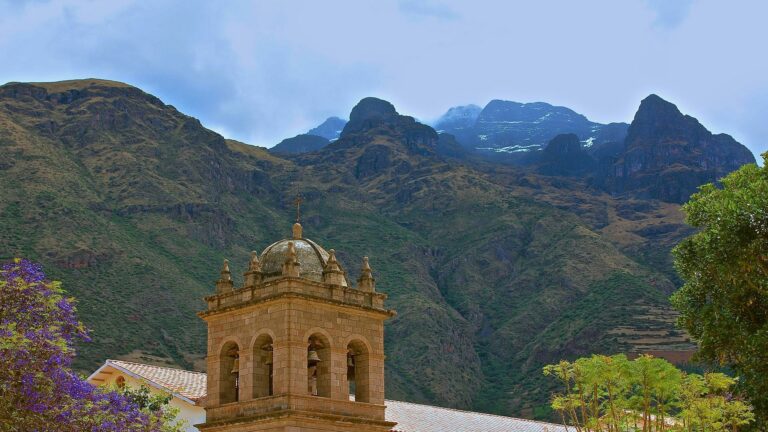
[106,359,207,403]
[98,361,568,431]
[385,399,569,432]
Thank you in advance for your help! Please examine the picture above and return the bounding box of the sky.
[0,0,766,159]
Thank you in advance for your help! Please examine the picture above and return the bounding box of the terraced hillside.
[0,79,741,420]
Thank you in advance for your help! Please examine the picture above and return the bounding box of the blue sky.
[1,0,766,159]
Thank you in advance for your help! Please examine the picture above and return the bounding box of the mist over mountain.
[0,78,754,420]
[433,104,482,134]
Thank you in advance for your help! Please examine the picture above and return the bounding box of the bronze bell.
[265,350,273,365]
[231,358,240,375]
[347,354,355,368]
[307,349,321,365]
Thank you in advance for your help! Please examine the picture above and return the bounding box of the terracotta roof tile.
[107,360,207,402]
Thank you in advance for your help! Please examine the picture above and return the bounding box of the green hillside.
[0,80,698,419]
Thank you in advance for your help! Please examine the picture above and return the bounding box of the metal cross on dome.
[294,193,303,223]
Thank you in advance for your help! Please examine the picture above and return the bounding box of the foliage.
[0,258,182,431]
[119,385,186,432]
[671,153,768,424]
[543,354,754,431]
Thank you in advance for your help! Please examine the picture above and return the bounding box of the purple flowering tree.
[0,259,182,431]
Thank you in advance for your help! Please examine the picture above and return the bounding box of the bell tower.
[197,219,396,432]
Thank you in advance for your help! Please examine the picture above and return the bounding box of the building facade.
[197,222,397,431]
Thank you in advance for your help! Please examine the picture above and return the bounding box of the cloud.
[645,0,694,29]
[0,0,765,159]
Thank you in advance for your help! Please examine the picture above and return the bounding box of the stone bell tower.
[197,217,396,432]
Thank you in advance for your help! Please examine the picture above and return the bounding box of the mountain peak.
[433,104,482,132]
[634,94,683,122]
[341,97,399,136]
[605,94,756,203]
[349,97,397,121]
[307,116,347,141]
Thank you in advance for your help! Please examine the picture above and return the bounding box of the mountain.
[2,79,749,421]
[599,94,756,203]
[270,133,329,154]
[436,100,629,162]
[270,117,347,155]
[307,116,346,140]
[536,133,596,176]
[433,104,482,134]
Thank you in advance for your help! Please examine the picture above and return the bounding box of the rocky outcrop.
[602,94,756,203]
[334,97,439,157]
[537,133,596,176]
[340,97,399,136]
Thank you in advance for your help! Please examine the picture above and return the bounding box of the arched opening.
[219,341,240,404]
[307,333,331,398]
[252,334,274,398]
[346,339,371,403]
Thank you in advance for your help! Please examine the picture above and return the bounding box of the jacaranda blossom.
[0,259,180,431]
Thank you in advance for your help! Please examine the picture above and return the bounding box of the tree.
[0,258,183,431]
[543,354,754,431]
[671,153,768,424]
[119,385,187,432]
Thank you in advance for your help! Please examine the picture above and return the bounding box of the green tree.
[671,152,768,424]
[119,385,187,432]
[544,354,754,431]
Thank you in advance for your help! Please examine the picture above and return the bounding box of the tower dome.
[258,229,349,287]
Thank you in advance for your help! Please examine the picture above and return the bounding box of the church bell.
[265,350,273,365]
[307,349,321,365]
[231,357,240,375]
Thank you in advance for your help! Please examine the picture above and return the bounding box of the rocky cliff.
[601,94,756,203]
[537,133,596,176]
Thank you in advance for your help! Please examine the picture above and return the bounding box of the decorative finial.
[216,258,234,293]
[287,241,296,259]
[221,259,231,280]
[293,222,303,239]
[328,249,338,264]
[249,251,260,271]
[244,251,262,288]
[323,248,345,286]
[282,241,301,277]
[357,256,375,292]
